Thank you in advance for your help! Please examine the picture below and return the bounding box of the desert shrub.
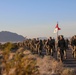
[61,68,76,75]
[37,56,63,75]
[2,47,39,75]
[0,42,13,75]
[13,51,39,75]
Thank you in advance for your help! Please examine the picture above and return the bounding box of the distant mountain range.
[38,37,47,40]
[0,31,25,43]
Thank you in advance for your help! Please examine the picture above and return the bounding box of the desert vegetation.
[0,41,76,75]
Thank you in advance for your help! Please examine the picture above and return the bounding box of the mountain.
[38,37,47,40]
[0,31,25,42]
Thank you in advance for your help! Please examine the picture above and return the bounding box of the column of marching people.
[17,35,76,62]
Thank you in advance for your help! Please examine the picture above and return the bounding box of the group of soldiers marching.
[22,37,55,56]
[16,35,76,62]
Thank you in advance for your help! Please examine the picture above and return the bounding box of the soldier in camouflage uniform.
[71,35,76,58]
[58,35,66,62]
[38,40,43,55]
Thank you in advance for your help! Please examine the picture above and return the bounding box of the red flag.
[55,23,61,30]
[54,23,61,33]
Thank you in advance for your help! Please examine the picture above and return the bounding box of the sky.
[0,0,76,38]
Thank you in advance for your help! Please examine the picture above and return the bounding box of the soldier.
[35,38,40,54]
[45,39,50,55]
[71,36,75,57]
[29,40,33,51]
[58,35,66,62]
[72,35,76,58]
[38,40,43,55]
[30,39,35,53]
[52,38,55,49]
[65,38,69,49]
[48,37,54,56]
[52,38,56,53]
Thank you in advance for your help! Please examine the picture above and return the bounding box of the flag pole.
[54,22,61,60]
[56,22,59,60]
[57,29,58,38]
[57,22,58,40]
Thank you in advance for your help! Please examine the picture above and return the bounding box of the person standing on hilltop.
[72,35,76,58]
[48,37,54,56]
[35,38,40,54]
[58,35,66,62]
[65,38,69,49]
[38,40,43,55]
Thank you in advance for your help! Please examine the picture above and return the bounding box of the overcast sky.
[0,0,76,38]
